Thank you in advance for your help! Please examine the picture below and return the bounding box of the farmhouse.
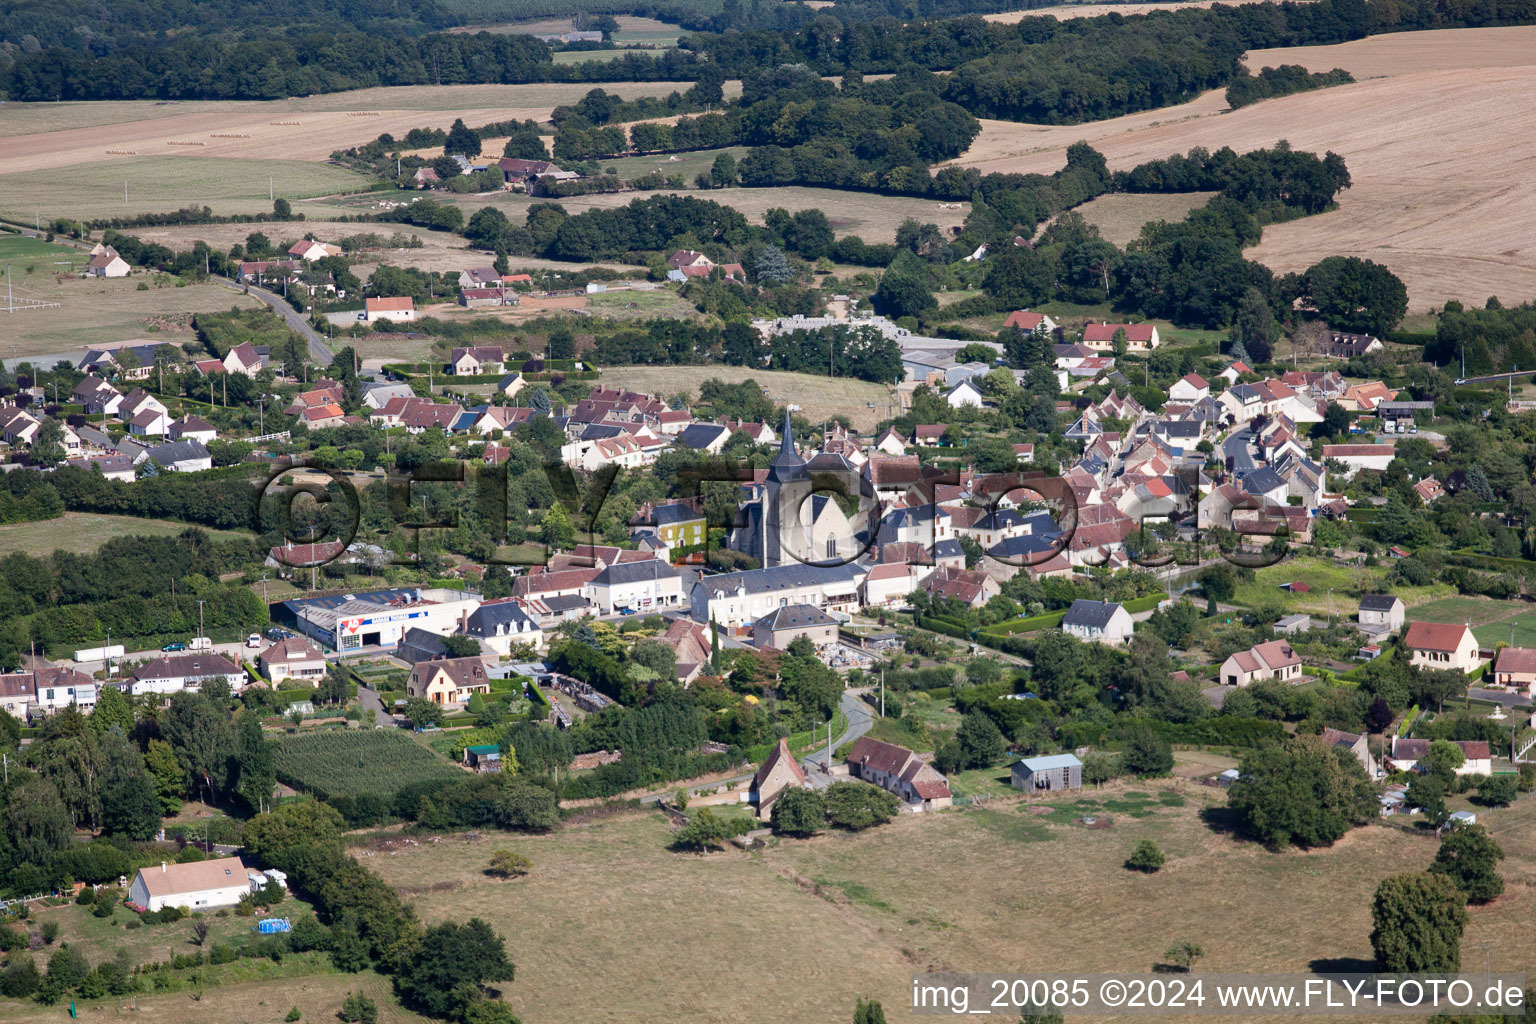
[846,736,952,811]
[1388,738,1491,776]
[288,240,343,262]
[363,296,416,323]
[1403,621,1480,672]
[129,857,252,912]
[1060,599,1134,645]
[87,250,130,278]
[407,656,491,704]
[1011,753,1083,792]
[1320,727,1378,778]
[1082,322,1159,352]
[1321,332,1383,359]
[1358,594,1405,634]
[1220,639,1303,687]
[750,737,808,821]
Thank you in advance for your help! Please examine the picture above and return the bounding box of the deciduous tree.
[1370,872,1467,973]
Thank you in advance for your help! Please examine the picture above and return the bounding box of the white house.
[167,415,218,445]
[1358,594,1405,634]
[222,342,263,377]
[363,297,416,323]
[128,409,171,438]
[945,379,986,409]
[129,857,252,912]
[288,239,343,262]
[690,564,863,629]
[147,440,213,473]
[1321,443,1396,480]
[450,346,504,375]
[129,653,245,696]
[1168,373,1210,403]
[587,559,684,615]
[258,637,328,685]
[1403,621,1480,673]
[1060,599,1134,645]
[1220,639,1303,687]
[860,562,922,608]
[87,251,131,278]
[1388,738,1491,776]
[460,600,544,655]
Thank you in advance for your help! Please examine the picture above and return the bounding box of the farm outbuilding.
[1011,753,1083,792]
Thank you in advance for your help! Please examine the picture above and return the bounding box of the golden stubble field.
[0,81,722,171]
[947,26,1536,308]
[984,0,1281,21]
[362,785,1536,1024]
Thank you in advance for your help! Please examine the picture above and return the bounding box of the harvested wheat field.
[984,0,1281,21]
[1064,191,1217,246]
[601,365,896,429]
[362,788,1536,1024]
[948,38,1536,308]
[455,186,970,243]
[0,81,718,173]
[1244,24,1536,77]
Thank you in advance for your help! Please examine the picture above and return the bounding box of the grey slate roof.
[695,563,859,597]
[753,603,837,632]
[1062,598,1124,629]
[1359,594,1403,612]
[464,602,537,636]
[146,439,210,466]
[1241,467,1286,495]
[592,559,680,586]
[676,423,729,449]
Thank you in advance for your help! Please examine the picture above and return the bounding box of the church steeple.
[767,407,803,483]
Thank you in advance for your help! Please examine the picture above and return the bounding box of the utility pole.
[197,599,205,642]
[880,670,885,717]
[269,176,274,202]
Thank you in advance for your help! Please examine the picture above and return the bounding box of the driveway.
[802,687,875,779]
[215,277,333,365]
[1468,688,1535,710]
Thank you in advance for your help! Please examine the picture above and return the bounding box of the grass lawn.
[0,233,91,269]
[38,894,319,966]
[360,785,1536,1024]
[0,274,264,360]
[1408,595,1528,628]
[0,157,372,223]
[585,288,697,320]
[599,145,751,183]
[599,364,894,431]
[1229,555,1457,617]
[0,968,420,1024]
[0,513,253,557]
[1474,616,1536,648]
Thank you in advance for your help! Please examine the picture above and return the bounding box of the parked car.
[162,641,186,652]
[246,634,263,648]
[265,626,294,640]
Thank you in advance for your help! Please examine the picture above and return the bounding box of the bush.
[770,788,826,838]
[286,1008,302,1022]
[1476,774,1518,807]
[487,850,532,879]
[1125,839,1166,873]
[823,781,901,830]
[340,991,379,1024]
[39,920,60,944]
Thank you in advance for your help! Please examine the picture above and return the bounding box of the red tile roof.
[1404,621,1473,652]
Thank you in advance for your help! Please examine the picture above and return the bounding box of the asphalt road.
[215,277,333,366]
[1467,688,1536,710]
[802,687,875,777]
